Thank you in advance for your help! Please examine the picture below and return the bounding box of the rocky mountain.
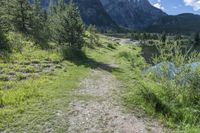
[100,0,167,30]
[146,13,200,33]
[35,0,200,33]
[36,0,118,30]
[73,0,118,30]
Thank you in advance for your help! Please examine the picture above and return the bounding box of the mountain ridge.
[37,0,200,33]
[146,13,200,33]
[100,0,167,30]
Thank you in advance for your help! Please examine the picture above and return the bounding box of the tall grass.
[116,43,200,132]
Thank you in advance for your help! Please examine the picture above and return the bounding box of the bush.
[122,43,200,131]
[61,46,85,60]
[0,30,8,50]
[87,25,100,48]
[48,1,84,51]
[142,44,200,129]
[107,43,116,49]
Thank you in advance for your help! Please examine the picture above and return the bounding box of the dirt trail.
[67,68,165,133]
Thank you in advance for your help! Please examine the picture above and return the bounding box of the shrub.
[122,42,200,131]
[142,43,200,129]
[61,46,85,60]
[107,43,116,49]
[87,25,100,48]
[0,30,8,50]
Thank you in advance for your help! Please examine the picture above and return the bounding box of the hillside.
[37,0,200,33]
[146,13,200,33]
[73,0,119,30]
[100,0,167,30]
[1,0,200,132]
[38,0,119,30]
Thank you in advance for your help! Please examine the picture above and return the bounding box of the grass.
[0,33,90,132]
[0,61,89,132]
[1,31,200,132]
[86,35,200,132]
[111,43,200,132]
[0,31,120,132]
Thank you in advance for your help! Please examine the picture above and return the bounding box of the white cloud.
[184,0,200,11]
[153,1,165,10]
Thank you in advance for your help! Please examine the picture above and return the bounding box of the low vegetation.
[112,39,200,132]
[0,0,200,132]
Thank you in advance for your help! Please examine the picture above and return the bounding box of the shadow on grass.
[0,50,12,63]
[66,51,121,73]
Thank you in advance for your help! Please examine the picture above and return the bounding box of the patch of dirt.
[67,69,166,133]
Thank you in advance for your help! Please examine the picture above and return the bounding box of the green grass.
[86,35,200,132]
[0,32,120,132]
[111,44,200,132]
[0,61,89,132]
[0,32,90,132]
[1,32,200,132]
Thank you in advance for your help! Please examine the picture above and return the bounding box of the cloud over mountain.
[184,0,200,11]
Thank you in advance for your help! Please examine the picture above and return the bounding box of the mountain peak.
[100,0,167,30]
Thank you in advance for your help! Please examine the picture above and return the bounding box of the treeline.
[0,0,84,54]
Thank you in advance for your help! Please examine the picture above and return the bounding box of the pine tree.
[30,0,48,43]
[48,0,65,44]
[15,0,33,33]
[1,0,34,33]
[61,1,84,50]
[0,0,16,31]
[0,0,9,49]
[48,0,84,50]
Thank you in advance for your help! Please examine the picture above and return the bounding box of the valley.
[0,0,200,133]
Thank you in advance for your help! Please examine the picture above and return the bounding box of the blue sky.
[149,0,200,15]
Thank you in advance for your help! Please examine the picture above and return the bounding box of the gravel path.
[67,69,165,133]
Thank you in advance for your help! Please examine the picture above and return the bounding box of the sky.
[149,0,200,15]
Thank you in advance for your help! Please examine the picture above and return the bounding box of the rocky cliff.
[100,0,167,30]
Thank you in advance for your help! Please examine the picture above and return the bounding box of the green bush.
[142,44,200,130]
[0,30,8,50]
[122,43,200,131]
[61,46,85,60]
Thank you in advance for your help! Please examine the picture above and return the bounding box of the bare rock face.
[100,0,167,30]
[73,0,119,30]
[36,0,166,30]
[37,0,118,30]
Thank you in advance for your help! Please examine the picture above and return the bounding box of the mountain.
[36,0,200,33]
[100,0,167,30]
[145,13,200,33]
[73,0,118,30]
[37,0,118,30]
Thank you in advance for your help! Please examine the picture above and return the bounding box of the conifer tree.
[48,0,84,50]
[0,0,33,33]
[15,0,33,33]
[31,0,48,42]
[0,0,16,31]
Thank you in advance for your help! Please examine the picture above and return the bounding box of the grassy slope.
[0,33,90,132]
[0,33,120,132]
[87,38,200,132]
[1,32,200,132]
